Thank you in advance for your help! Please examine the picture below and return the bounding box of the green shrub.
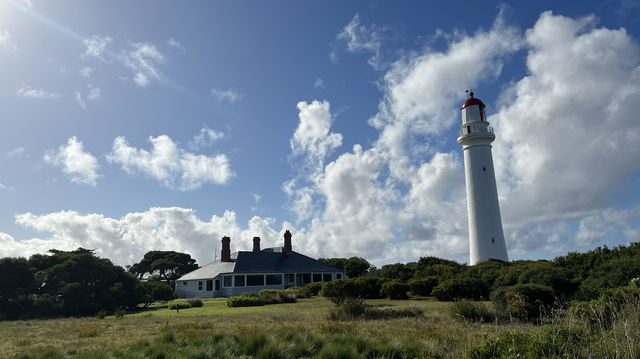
[408,276,439,296]
[380,279,409,300]
[186,298,203,307]
[491,283,555,321]
[114,307,127,318]
[277,290,297,303]
[226,295,264,307]
[450,300,495,323]
[257,289,280,304]
[321,279,362,304]
[355,277,384,299]
[432,277,489,301]
[302,282,324,297]
[327,298,423,321]
[168,300,191,310]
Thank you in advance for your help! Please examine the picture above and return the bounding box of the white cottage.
[175,230,345,298]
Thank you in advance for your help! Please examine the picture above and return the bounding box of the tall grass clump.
[328,298,423,321]
[450,300,495,323]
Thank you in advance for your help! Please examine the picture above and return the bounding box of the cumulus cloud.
[189,127,224,150]
[0,182,14,192]
[491,11,640,236]
[44,136,100,186]
[16,84,60,100]
[211,88,243,103]
[82,35,112,61]
[314,78,325,89]
[2,208,295,267]
[107,135,233,190]
[123,42,164,87]
[286,11,640,264]
[0,29,17,51]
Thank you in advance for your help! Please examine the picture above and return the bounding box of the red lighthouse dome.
[461,91,484,109]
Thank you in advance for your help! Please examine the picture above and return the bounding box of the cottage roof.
[176,248,342,281]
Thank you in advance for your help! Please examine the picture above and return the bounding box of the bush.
[226,295,264,307]
[432,277,489,301]
[355,277,384,299]
[408,276,439,296]
[491,283,555,321]
[186,298,203,307]
[302,282,324,297]
[450,300,495,323]
[321,279,363,304]
[168,300,191,310]
[277,290,297,303]
[380,279,409,300]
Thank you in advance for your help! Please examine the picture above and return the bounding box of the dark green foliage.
[569,283,640,329]
[226,295,264,307]
[186,298,203,307]
[491,283,555,321]
[432,277,489,301]
[254,289,297,304]
[168,300,191,310]
[450,300,495,323]
[302,281,324,297]
[318,257,372,277]
[140,281,176,307]
[129,251,198,282]
[408,276,439,296]
[380,279,409,300]
[0,257,35,298]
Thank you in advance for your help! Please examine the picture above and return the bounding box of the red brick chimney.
[221,236,231,262]
[253,236,261,252]
[283,230,292,253]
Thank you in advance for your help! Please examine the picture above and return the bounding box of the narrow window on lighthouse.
[466,125,471,134]
[491,237,495,244]
[482,166,486,172]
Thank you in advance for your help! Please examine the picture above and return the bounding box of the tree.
[319,257,372,278]
[129,251,198,282]
[139,281,175,307]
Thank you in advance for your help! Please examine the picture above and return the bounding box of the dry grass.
[0,297,534,358]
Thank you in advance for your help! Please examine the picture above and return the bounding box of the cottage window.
[323,274,332,282]
[302,273,311,284]
[215,280,220,290]
[223,276,232,287]
[247,275,264,286]
[336,273,342,279]
[182,281,187,286]
[234,275,245,287]
[266,274,282,285]
[313,273,322,282]
[198,281,203,291]
[206,280,213,291]
[286,273,295,284]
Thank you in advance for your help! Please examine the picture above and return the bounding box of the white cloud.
[336,13,386,69]
[75,85,101,108]
[0,182,14,192]
[314,78,325,89]
[491,11,640,232]
[291,100,343,166]
[107,135,233,190]
[6,147,28,159]
[124,42,164,87]
[211,88,243,103]
[44,136,100,186]
[284,11,640,265]
[16,84,61,100]
[189,127,224,150]
[251,193,262,212]
[78,66,94,78]
[2,208,295,267]
[0,29,17,51]
[82,35,112,61]
[167,37,185,51]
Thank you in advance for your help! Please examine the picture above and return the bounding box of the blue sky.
[1,0,639,267]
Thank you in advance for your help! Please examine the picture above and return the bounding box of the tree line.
[0,248,196,320]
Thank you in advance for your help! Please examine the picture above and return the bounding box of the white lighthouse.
[457,92,508,265]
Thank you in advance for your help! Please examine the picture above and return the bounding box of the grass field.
[0,297,510,358]
[2,296,637,358]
